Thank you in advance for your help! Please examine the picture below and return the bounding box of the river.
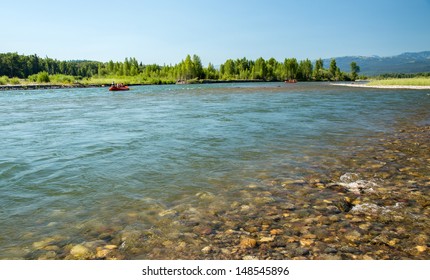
[1,82,429,259]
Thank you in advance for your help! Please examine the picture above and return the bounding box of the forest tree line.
[0,52,361,84]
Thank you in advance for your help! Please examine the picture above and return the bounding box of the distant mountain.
[323,51,430,76]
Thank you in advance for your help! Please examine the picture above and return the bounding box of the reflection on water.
[0,82,429,259]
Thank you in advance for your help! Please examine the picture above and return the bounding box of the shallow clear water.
[1,82,429,259]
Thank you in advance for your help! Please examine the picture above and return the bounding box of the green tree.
[221,59,236,79]
[297,59,313,80]
[107,60,114,74]
[284,58,299,80]
[235,57,251,79]
[329,59,338,79]
[313,58,324,80]
[350,61,360,81]
[123,58,130,76]
[192,54,204,79]
[253,57,267,79]
[204,63,218,79]
[183,55,194,79]
[266,57,278,81]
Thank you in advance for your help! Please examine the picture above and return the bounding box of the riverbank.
[0,83,88,91]
[0,79,271,91]
[0,83,158,91]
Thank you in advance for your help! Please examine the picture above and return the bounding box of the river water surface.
[1,82,429,259]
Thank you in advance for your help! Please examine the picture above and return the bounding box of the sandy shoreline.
[332,82,430,90]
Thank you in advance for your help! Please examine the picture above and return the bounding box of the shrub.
[0,76,10,85]
[28,74,37,82]
[37,71,50,83]
[50,74,75,84]
[0,75,9,85]
[10,77,21,84]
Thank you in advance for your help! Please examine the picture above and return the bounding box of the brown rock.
[70,244,91,258]
[240,238,257,248]
[345,230,361,242]
[194,226,213,235]
[201,246,212,254]
[259,236,275,243]
[270,229,283,235]
[299,239,315,247]
[96,249,110,259]
[416,245,427,253]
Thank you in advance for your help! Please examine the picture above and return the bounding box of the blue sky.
[1,0,429,65]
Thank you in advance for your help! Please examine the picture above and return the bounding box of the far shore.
[0,83,168,91]
[332,82,430,90]
[3,80,430,92]
[0,79,269,91]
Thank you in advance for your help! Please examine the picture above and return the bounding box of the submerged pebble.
[13,124,430,260]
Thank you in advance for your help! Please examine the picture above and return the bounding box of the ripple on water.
[1,84,430,259]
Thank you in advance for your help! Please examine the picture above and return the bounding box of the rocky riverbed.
[18,125,430,260]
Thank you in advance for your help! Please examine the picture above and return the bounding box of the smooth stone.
[221,248,231,255]
[416,245,427,253]
[240,238,257,248]
[201,246,212,254]
[96,249,110,258]
[32,238,55,250]
[299,239,315,247]
[270,229,283,235]
[70,244,91,258]
[259,236,275,243]
[243,226,258,233]
[261,224,270,231]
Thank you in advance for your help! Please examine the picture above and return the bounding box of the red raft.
[109,85,130,91]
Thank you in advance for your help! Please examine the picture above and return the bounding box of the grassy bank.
[368,77,430,86]
[1,73,273,90]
